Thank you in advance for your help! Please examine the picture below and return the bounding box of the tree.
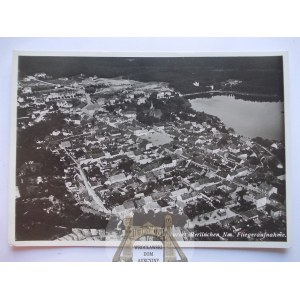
[85,85,96,94]
[118,158,134,172]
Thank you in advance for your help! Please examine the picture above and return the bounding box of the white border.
[9,51,291,249]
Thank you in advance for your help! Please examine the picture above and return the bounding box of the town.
[15,72,286,243]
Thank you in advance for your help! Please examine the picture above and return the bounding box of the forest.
[19,56,284,99]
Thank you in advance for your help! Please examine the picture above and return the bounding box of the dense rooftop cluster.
[15,73,286,242]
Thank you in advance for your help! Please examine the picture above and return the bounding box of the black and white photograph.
[11,52,289,247]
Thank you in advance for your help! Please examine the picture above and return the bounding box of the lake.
[190,95,285,141]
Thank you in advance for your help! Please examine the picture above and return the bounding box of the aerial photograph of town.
[13,55,287,245]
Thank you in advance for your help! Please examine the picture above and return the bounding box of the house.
[232,222,245,233]
[203,184,218,193]
[60,140,71,148]
[34,72,47,79]
[136,198,146,208]
[23,87,32,94]
[123,110,137,118]
[177,191,199,204]
[123,200,135,211]
[259,183,278,197]
[144,196,154,204]
[152,169,165,180]
[70,115,81,125]
[190,177,219,191]
[109,173,127,184]
[269,193,285,205]
[134,129,148,136]
[220,216,243,228]
[228,145,240,154]
[82,103,101,116]
[271,208,286,219]
[157,91,171,99]
[143,201,161,213]
[235,167,250,177]
[57,100,72,108]
[170,188,189,199]
[205,170,217,179]
[51,129,61,136]
[227,167,250,180]
[238,153,248,160]
[160,159,176,169]
[227,153,242,164]
[152,192,166,202]
[216,170,229,179]
[217,209,227,217]
[271,143,278,149]
[145,143,153,150]
[254,194,268,209]
[240,209,260,221]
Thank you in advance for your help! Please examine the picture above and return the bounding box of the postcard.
[10,52,290,251]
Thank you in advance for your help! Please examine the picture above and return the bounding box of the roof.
[241,209,259,219]
[123,110,136,115]
[259,183,273,191]
[136,198,145,207]
[236,167,249,173]
[145,202,160,210]
[269,193,284,202]
[144,196,153,204]
[113,205,125,213]
[254,193,266,200]
[152,192,166,200]
[60,140,71,148]
[84,103,101,110]
[171,188,189,197]
[181,193,193,200]
[110,173,126,182]
[75,102,86,109]
[123,200,135,210]
[207,144,220,150]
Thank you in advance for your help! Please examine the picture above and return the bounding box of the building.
[82,103,101,116]
[259,183,278,197]
[134,129,149,136]
[177,191,199,206]
[144,196,154,204]
[227,167,250,180]
[156,91,171,99]
[123,111,137,118]
[255,194,268,209]
[109,173,127,184]
[143,201,161,213]
[34,72,47,79]
[60,140,71,148]
[170,188,189,200]
[23,87,32,94]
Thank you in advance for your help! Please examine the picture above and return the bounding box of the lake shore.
[189,95,284,141]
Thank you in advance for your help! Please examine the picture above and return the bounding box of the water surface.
[190,95,284,141]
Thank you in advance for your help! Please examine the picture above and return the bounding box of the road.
[182,90,279,99]
[32,77,77,90]
[64,149,111,215]
[50,132,92,143]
